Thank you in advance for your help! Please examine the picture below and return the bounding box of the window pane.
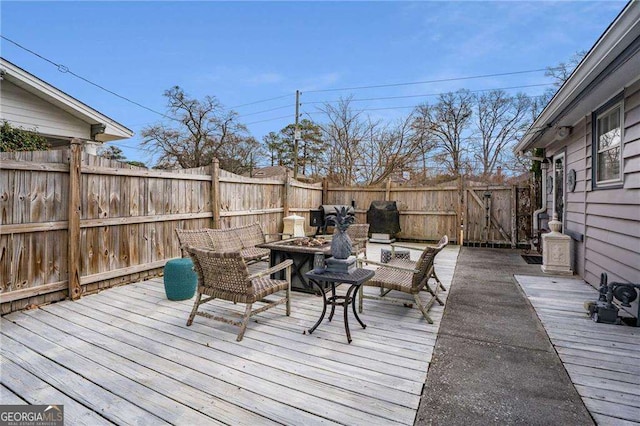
[598,108,621,151]
[597,147,620,181]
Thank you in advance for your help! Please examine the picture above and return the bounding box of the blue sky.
[1,1,627,166]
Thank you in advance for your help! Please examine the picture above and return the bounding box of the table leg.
[307,278,328,335]
[328,282,337,322]
[343,288,352,343]
[349,284,367,330]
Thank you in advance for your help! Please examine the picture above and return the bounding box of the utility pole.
[293,90,300,179]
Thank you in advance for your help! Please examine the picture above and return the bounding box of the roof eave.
[514,1,640,155]
[0,58,133,141]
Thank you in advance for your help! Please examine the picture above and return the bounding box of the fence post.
[385,178,391,201]
[283,170,290,217]
[511,185,517,248]
[322,177,328,205]
[463,184,468,245]
[211,158,220,229]
[68,139,82,300]
[458,175,465,246]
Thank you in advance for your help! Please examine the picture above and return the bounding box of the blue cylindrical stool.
[164,258,197,301]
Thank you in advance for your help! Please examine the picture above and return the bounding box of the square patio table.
[305,268,375,343]
[256,239,333,293]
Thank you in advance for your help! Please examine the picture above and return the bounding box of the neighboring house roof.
[0,57,133,142]
[515,1,640,153]
[247,165,290,178]
[246,166,312,181]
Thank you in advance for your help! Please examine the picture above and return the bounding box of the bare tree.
[474,90,531,177]
[317,97,371,185]
[413,90,473,177]
[141,86,250,170]
[97,145,126,161]
[219,135,262,175]
[358,115,422,185]
[545,50,587,87]
[317,97,423,185]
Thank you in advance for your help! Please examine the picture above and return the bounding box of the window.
[593,97,623,187]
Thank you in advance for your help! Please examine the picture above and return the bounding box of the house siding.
[542,80,640,302]
[545,123,587,277]
[1,80,91,140]
[584,80,640,309]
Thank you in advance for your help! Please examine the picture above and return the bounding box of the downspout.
[532,160,549,249]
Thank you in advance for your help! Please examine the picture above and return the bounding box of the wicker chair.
[175,228,213,257]
[391,234,449,292]
[185,246,292,341]
[176,223,273,264]
[358,245,439,323]
[346,223,370,260]
[208,223,272,264]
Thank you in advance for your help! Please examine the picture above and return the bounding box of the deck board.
[516,275,640,425]
[1,245,460,425]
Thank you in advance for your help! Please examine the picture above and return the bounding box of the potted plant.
[326,206,356,259]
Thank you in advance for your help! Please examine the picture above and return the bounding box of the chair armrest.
[360,259,418,273]
[391,242,429,251]
[249,259,293,280]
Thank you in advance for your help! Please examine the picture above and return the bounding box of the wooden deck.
[1,245,459,425]
[516,275,640,425]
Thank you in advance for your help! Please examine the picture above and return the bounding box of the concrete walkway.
[416,247,595,425]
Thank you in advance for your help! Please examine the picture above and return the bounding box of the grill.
[367,201,401,243]
[310,204,355,235]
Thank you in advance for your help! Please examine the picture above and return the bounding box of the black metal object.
[305,268,375,343]
[521,254,543,265]
[366,201,401,235]
[257,240,333,293]
[587,273,640,326]
[311,205,355,235]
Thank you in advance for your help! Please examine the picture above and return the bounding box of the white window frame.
[593,97,624,188]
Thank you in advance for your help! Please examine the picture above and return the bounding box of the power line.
[245,114,292,126]
[229,94,292,109]
[236,104,291,118]
[304,83,553,106]
[1,35,177,122]
[301,92,550,117]
[304,67,559,93]
[109,141,155,153]
[2,35,294,124]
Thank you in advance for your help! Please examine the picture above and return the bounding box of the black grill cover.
[367,201,401,235]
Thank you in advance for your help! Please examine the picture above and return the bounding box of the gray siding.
[541,79,640,312]
[544,120,587,276]
[565,119,588,277]
[584,80,640,295]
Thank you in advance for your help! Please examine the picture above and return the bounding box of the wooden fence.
[326,182,459,242]
[0,145,529,313]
